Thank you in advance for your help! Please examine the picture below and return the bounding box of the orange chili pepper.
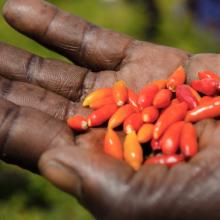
[124,131,143,170]
[161,121,185,155]
[180,123,198,158]
[88,104,118,127]
[152,79,168,89]
[123,112,143,134]
[137,123,154,143]
[176,85,198,109]
[145,154,184,167]
[108,104,135,129]
[128,88,139,109]
[90,96,115,110]
[153,102,188,139]
[112,80,128,106]
[198,96,213,105]
[198,70,220,80]
[104,128,123,160]
[153,89,172,108]
[67,115,88,131]
[188,86,201,102]
[191,78,218,96]
[170,98,180,106]
[83,88,112,107]
[185,96,220,122]
[167,66,186,92]
[142,106,159,123]
[138,84,159,110]
[151,139,161,151]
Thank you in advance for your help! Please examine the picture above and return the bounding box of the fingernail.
[39,160,82,198]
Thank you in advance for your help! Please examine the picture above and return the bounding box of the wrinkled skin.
[1,0,220,219]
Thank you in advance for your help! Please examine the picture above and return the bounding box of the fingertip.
[3,0,58,38]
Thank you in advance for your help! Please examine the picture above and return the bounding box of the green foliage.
[0,0,220,219]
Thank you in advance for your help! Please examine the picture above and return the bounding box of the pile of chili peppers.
[67,66,220,170]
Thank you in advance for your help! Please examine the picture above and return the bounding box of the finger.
[0,42,90,101]
[0,98,74,171]
[0,76,92,121]
[185,53,220,82]
[117,42,190,91]
[39,146,134,219]
[3,0,132,71]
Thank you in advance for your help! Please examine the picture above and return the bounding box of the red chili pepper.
[151,139,161,151]
[198,70,220,80]
[176,84,198,109]
[123,112,143,134]
[153,89,172,108]
[138,84,159,110]
[137,123,154,143]
[142,106,159,123]
[191,78,218,96]
[124,131,143,170]
[180,123,198,158]
[153,102,188,139]
[161,121,185,155]
[108,104,135,129]
[112,80,128,106]
[88,104,118,127]
[198,96,213,105]
[104,128,123,160]
[90,96,115,110]
[185,96,220,122]
[128,88,139,109]
[167,66,186,92]
[145,154,184,167]
[67,115,88,131]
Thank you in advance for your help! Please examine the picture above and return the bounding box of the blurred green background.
[0,0,220,219]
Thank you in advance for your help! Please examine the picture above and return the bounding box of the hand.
[1,0,220,219]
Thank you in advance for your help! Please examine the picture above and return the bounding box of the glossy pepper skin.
[198,70,220,80]
[185,96,220,122]
[138,84,159,110]
[145,154,184,167]
[88,104,118,127]
[176,85,198,109]
[153,89,172,109]
[180,123,198,158]
[123,112,143,134]
[153,102,188,139]
[124,131,143,171]
[112,80,128,106]
[191,78,218,96]
[137,123,154,143]
[67,115,88,131]
[142,106,159,123]
[108,104,135,129]
[104,128,123,160]
[151,139,161,151]
[161,121,185,155]
[167,66,186,92]
[83,88,112,107]
[90,96,115,110]
[127,89,139,110]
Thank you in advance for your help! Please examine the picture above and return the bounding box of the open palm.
[1,0,220,219]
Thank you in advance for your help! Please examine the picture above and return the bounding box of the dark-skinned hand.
[1,0,220,219]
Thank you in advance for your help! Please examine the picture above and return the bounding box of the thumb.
[38,146,134,219]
